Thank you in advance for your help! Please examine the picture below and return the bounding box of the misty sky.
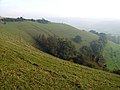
[0,0,120,19]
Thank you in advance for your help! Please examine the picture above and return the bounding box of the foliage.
[80,46,92,61]
[36,35,105,69]
[36,18,50,24]
[57,38,77,59]
[99,33,107,44]
[36,35,77,60]
[112,70,120,75]
[79,32,107,69]
[36,33,106,69]
[1,17,50,24]
[1,17,25,22]
[72,53,84,64]
[89,30,99,35]
[89,30,107,44]
[72,35,82,43]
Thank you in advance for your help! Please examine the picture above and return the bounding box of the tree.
[72,35,82,43]
[45,35,58,55]
[90,40,104,64]
[57,38,76,60]
[80,46,92,61]
[89,30,99,35]
[72,52,84,64]
[30,19,35,22]
[37,18,50,24]
[99,33,107,44]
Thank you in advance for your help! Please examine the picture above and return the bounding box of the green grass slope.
[0,38,120,90]
[0,21,98,48]
[0,21,120,70]
[103,41,120,70]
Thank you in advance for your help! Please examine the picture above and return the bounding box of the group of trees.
[78,32,107,68]
[36,35,77,60]
[0,17,50,24]
[89,30,99,35]
[1,17,25,22]
[36,18,50,24]
[36,34,107,69]
[24,30,119,73]
[89,30,120,73]
[90,30,107,43]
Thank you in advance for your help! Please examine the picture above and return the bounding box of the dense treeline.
[36,35,77,60]
[78,31,107,68]
[36,34,107,69]
[0,17,50,24]
[0,17,25,22]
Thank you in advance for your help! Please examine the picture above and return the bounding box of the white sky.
[0,0,120,19]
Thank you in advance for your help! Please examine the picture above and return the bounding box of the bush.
[72,35,82,43]
[112,70,120,75]
[84,62,96,68]
[37,18,50,24]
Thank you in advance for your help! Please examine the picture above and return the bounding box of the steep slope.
[0,21,120,70]
[0,21,98,48]
[0,38,120,90]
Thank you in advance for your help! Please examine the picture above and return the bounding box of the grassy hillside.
[0,38,120,90]
[0,21,120,89]
[103,41,120,70]
[0,21,120,70]
[0,21,98,48]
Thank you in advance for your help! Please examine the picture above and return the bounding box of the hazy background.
[47,17,120,34]
[1,0,120,34]
[1,0,120,19]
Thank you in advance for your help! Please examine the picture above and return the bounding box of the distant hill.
[48,17,120,34]
[92,20,120,34]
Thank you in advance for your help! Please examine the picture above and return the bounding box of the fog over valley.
[47,17,120,34]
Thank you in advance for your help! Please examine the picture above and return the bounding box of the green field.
[103,41,120,70]
[0,21,120,89]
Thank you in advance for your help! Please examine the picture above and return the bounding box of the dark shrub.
[112,70,120,75]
